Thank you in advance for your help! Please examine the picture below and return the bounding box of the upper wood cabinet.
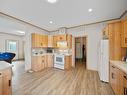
[106,21,122,60]
[57,35,67,41]
[48,35,53,47]
[53,36,58,48]
[32,33,48,48]
[121,20,127,47]
[53,34,72,49]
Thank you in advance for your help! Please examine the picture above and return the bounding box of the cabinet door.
[3,68,12,95]
[48,36,53,47]
[47,55,54,67]
[67,35,72,48]
[110,64,117,94]
[57,35,67,41]
[121,20,127,47]
[0,73,3,95]
[32,56,42,71]
[123,73,127,95]
[53,36,58,48]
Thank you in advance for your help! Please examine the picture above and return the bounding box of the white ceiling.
[0,0,127,31]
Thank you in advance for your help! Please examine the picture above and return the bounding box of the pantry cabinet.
[0,68,12,95]
[32,33,48,48]
[121,20,127,47]
[104,21,126,60]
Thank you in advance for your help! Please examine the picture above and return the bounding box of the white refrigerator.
[98,39,109,82]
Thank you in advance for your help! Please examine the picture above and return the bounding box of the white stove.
[54,54,65,69]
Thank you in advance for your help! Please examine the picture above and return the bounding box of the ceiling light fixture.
[49,21,53,24]
[46,0,58,3]
[16,30,25,34]
[88,8,93,12]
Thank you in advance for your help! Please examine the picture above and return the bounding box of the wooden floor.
[12,61,114,95]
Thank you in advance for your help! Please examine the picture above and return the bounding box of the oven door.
[54,54,64,64]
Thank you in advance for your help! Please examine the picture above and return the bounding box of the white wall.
[0,15,49,71]
[22,26,49,71]
[0,33,24,59]
[66,23,105,71]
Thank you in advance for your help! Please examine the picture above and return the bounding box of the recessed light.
[88,8,93,12]
[49,21,53,24]
[16,30,25,34]
[46,0,58,3]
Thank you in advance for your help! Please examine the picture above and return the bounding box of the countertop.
[110,60,127,74]
[32,53,72,56]
[0,61,12,71]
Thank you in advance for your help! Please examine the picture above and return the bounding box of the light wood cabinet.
[53,36,58,48]
[32,33,48,48]
[48,35,53,47]
[57,35,67,41]
[110,64,127,95]
[65,56,72,69]
[110,64,121,95]
[32,55,54,71]
[0,73,3,95]
[105,21,126,60]
[123,73,127,95]
[67,35,72,48]
[46,55,54,67]
[32,56,46,71]
[0,68,12,95]
[53,34,72,49]
[121,20,127,47]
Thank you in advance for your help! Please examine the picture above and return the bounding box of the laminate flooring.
[12,61,114,95]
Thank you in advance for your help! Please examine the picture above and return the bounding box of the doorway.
[75,37,87,68]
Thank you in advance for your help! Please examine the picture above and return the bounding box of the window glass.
[7,41,17,51]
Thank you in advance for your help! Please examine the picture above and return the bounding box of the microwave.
[47,48,54,53]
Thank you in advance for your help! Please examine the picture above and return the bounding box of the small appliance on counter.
[122,56,127,62]
[47,48,54,53]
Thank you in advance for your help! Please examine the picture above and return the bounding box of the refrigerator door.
[99,40,109,82]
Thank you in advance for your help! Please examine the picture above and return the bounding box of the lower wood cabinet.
[0,68,12,95]
[32,55,54,72]
[123,72,127,95]
[110,64,127,95]
[46,55,54,67]
[65,56,72,69]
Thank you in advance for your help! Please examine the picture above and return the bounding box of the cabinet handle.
[9,80,11,87]
[124,75,127,80]
[124,87,127,95]
[112,73,115,79]
[112,66,115,68]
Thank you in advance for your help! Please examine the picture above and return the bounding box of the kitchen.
[0,0,127,95]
